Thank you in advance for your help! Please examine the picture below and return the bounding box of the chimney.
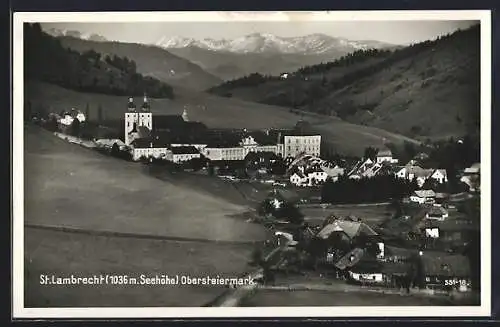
[277,132,282,145]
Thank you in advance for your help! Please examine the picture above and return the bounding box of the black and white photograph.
[12,10,491,318]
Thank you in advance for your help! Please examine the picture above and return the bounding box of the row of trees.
[321,174,419,204]
[24,23,174,98]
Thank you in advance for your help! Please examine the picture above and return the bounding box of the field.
[23,124,269,306]
[25,228,255,307]
[25,81,419,156]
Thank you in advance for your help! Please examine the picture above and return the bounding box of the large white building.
[282,134,321,159]
[124,97,322,163]
[201,134,282,161]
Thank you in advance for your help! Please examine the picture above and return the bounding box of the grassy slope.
[313,34,479,139]
[59,36,223,91]
[23,124,269,306]
[26,81,419,156]
[209,27,480,139]
[24,124,267,242]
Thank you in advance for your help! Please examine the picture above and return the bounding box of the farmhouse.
[409,189,436,204]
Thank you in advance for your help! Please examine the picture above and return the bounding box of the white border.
[12,10,492,318]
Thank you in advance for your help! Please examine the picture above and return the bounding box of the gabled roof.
[317,219,378,240]
[432,169,448,177]
[414,189,436,198]
[335,248,365,270]
[377,148,392,157]
[247,131,278,146]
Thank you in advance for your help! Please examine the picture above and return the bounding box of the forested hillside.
[209,25,480,139]
[24,23,174,98]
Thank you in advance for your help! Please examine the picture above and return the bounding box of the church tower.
[138,94,153,132]
[124,97,138,146]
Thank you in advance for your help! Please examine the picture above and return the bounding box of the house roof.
[406,166,434,178]
[246,131,278,146]
[377,149,392,157]
[426,206,448,217]
[132,137,170,148]
[171,146,199,155]
[421,252,471,277]
[318,219,378,240]
[414,190,436,198]
[432,169,448,178]
[335,248,365,270]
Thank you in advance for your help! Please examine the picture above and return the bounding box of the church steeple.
[141,94,150,112]
[128,97,136,111]
[182,106,189,122]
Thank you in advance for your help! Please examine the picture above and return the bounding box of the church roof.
[153,115,186,130]
[132,137,170,148]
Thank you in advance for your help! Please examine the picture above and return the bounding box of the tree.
[85,103,90,122]
[97,104,103,123]
[69,118,80,136]
[364,147,378,160]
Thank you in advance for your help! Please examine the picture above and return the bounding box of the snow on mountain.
[43,27,108,42]
[155,32,392,55]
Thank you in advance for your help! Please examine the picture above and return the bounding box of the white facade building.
[376,149,398,164]
[202,135,280,161]
[283,135,321,159]
[409,190,436,204]
[132,145,171,161]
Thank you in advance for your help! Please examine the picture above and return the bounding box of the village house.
[57,108,86,127]
[460,163,480,192]
[409,189,436,204]
[289,167,329,187]
[348,158,386,179]
[376,148,398,164]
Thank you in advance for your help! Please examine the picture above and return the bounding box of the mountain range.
[155,32,393,55]
[45,28,108,42]
[156,33,396,80]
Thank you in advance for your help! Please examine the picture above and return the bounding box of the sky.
[41,20,477,45]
